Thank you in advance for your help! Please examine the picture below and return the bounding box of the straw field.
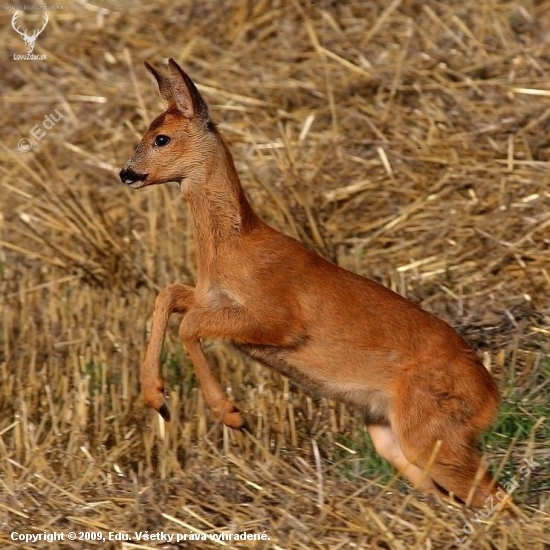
[1,1,549,548]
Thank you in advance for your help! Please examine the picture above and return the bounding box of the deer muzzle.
[119,167,148,188]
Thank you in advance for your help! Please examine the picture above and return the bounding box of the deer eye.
[154,135,170,147]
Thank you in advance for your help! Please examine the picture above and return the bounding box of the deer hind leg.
[390,380,500,508]
[368,424,440,496]
[395,426,497,508]
[141,283,195,421]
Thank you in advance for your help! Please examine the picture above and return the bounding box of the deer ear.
[167,59,209,121]
[144,61,174,105]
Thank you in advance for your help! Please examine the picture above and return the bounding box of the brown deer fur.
[120,59,502,507]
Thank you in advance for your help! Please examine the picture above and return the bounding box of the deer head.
[120,59,217,190]
[12,12,49,54]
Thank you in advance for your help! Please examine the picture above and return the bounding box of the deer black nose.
[119,168,147,185]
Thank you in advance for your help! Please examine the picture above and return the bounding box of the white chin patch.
[127,180,146,189]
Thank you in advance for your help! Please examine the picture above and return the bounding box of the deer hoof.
[143,383,171,421]
[222,406,245,430]
[158,402,171,422]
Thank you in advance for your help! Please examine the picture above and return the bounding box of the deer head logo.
[12,12,49,54]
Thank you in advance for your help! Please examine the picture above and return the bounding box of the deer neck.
[183,136,260,278]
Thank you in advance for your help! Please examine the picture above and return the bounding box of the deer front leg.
[178,304,305,429]
[179,334,245,430]
[141,282,195,421]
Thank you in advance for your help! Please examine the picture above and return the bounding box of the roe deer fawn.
[120,59,502,507]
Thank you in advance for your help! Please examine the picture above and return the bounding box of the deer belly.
[233,342,391,424]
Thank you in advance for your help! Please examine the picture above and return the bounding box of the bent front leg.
[180,332,245,430]
[177,304,305,429]
[141,283,194,420]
